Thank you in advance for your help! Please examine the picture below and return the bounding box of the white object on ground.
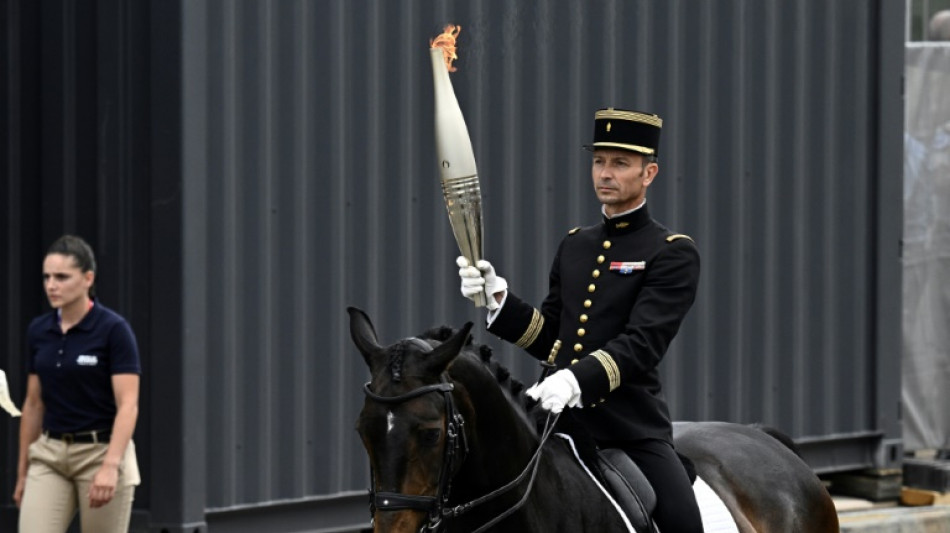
[0,369,21,417]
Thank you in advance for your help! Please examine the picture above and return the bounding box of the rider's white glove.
[526,369,582,414]
[457,256,508,311]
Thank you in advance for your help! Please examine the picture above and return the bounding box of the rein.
[362,375,560,533]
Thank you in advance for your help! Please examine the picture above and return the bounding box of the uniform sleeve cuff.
[570,350,619,405]
[485,291,509,327]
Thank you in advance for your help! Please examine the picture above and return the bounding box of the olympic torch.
[430,25,488,307]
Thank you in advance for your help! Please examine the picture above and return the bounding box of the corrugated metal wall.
[2,0,904,530]
[183,0,904,518]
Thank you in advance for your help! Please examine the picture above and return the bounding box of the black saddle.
[595,448,696,533]
[596,448,657,533]
[545,410,695,532]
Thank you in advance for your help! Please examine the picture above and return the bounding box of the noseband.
[362,345,560,533]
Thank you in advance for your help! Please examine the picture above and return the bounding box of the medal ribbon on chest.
[609,261,645,274]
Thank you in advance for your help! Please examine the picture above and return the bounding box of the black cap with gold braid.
[586,107,663,157]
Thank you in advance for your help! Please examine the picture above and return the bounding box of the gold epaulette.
[666,234,694,243]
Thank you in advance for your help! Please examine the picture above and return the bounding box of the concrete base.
[838,505,950,532]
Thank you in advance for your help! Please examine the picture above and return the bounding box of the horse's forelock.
[387,340,432,382]
[384,337,438,383]
[386,342,408,382]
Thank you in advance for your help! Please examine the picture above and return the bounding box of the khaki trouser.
[19,434,140,533]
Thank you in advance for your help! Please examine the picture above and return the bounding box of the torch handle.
[441,175,487,308]
[472,285,488,308]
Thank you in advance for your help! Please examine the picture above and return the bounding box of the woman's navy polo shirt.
[26,302,141,433]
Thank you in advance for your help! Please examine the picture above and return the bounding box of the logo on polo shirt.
[76,355,99,366]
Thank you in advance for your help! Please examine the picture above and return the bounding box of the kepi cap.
[587,108,662,157]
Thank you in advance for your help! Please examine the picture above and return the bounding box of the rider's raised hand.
[457,256,507,310]
[526,369,582,414]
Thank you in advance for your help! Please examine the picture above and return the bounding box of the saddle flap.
[596,448,656,533]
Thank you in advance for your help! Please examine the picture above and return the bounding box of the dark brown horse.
[349,307,839,533]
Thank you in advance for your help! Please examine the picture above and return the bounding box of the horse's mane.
[413,324,610,482]
[418,325,535,421]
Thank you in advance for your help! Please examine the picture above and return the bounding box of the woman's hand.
[13,475,26,508]
[89,463,119,508]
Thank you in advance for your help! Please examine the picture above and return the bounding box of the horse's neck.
[451,365,541,494]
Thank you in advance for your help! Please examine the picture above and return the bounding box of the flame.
[430,24,461,72]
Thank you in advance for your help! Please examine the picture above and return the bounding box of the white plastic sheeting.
[903,44,950,452]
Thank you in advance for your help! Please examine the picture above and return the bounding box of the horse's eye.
[419,428,442,447]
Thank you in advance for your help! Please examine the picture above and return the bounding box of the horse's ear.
[348,307,382,368]
[427,321,473,373]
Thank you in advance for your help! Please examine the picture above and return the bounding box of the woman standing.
[13,235,141,533]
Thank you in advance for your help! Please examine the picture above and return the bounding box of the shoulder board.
[666,234,694,243]
[568,227,581,235]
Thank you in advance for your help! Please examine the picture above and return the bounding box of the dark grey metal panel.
[1,2,161,531]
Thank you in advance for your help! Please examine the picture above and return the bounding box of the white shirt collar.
[602,199,646,219]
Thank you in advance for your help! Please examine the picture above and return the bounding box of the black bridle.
[363,375,466,531]
[362,373,560,533]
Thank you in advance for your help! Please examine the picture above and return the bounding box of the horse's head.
[349,307,474,532]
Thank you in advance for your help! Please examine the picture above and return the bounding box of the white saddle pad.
[555,433,739,533]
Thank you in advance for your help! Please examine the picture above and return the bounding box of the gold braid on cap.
[592,142,656,155]
[591,349,621,391]
[515,308,544,349]
[595,109,663,128]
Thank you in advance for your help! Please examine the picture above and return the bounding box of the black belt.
[44,429,111,444]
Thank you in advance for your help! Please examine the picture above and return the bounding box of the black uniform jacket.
[487,204,700,442]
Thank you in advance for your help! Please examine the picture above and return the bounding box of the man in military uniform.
[457,107,703,531]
